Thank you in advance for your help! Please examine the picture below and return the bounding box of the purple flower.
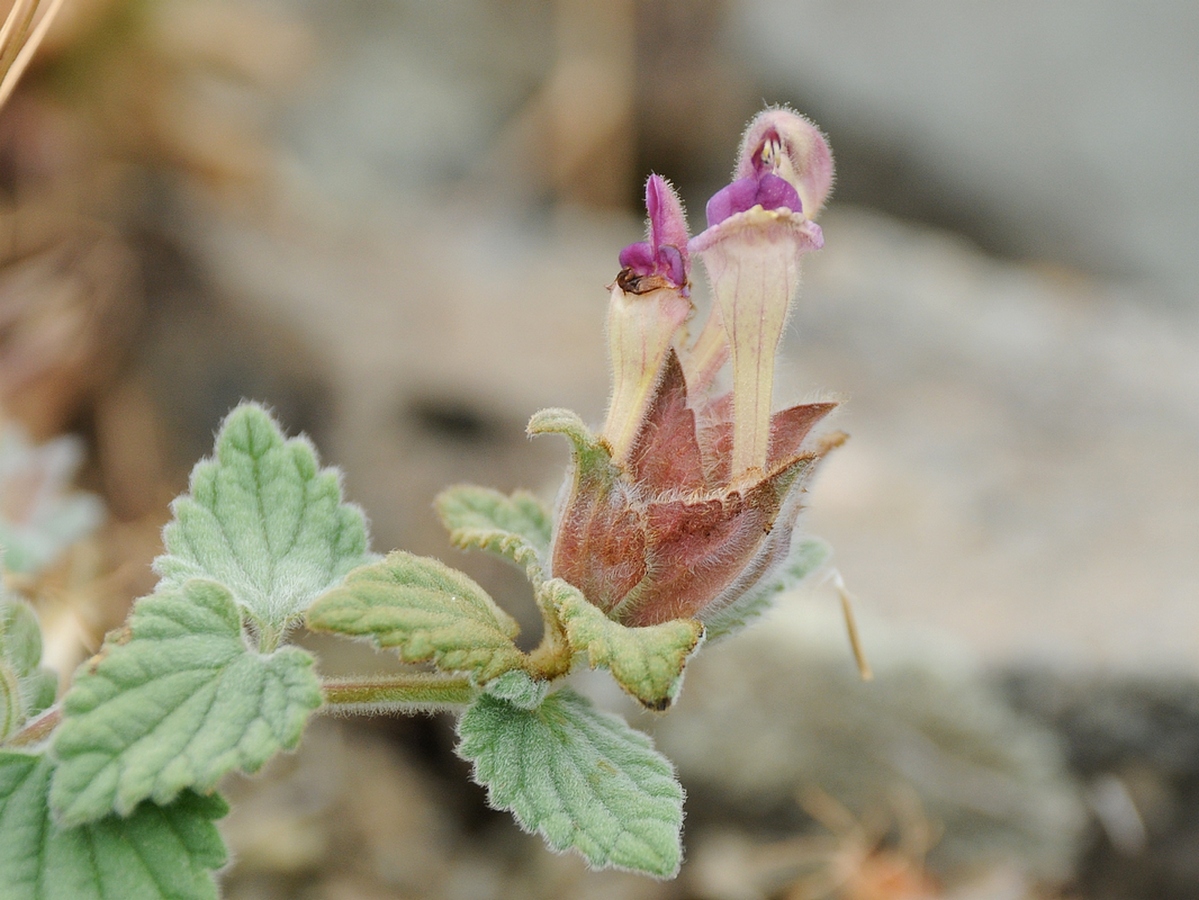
[690,108,834,480]
[601,175,694,462]
[540,108,843,630]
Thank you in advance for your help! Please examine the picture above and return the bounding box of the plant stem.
[6,705,60,747]
[524,581,576,681]
[256,623,282,654]
[523,620,574,681]
[320,673,477,714]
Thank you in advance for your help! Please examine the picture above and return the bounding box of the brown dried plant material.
[0,0,67,110]
[689,789,943,900]
[780,789,941,900]
[0,213,140,437]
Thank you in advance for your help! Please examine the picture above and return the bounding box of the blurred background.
[1,0,1197,897]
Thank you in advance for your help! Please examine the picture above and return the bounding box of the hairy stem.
[320,673,478,714]
[6,705,60,747]
[526,586,575,681]
[524,621,574,681]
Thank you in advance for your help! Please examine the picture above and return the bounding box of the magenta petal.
[705,176,759,227]
[646,176,669,248]
[646,174,691,263]
[620,177,692,288]
[705,173,803,227]
[658,244,686,288]
[734,108,835,219]
[617,240,687,288]
[619,241,656,276]
[754,173,802,214]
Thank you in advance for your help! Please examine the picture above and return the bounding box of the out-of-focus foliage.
[0,592,57,740]
[0,425,102,575]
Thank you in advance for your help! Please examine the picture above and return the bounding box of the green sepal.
[50,580,322,826]
[702,536,833,640]
[0,596,59,741]
[435,485,552,582]
[306,551,525,683]
[543,579,703,710]
[154,403,374,629]
[457,688,684,878]
[0,750,227,900]
[527,408,617,487]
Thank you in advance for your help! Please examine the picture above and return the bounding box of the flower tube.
[689,108,833,481]
[600,175,693,463]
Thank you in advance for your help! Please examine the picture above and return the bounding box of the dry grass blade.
[0,0,66,110]
[831,569,874,681]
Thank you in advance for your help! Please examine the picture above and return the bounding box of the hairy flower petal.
[602,285,692,462]
[735,107,834,219]
[705,172,802,227]
[617,175,691,290]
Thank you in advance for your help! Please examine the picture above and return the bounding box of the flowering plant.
[550,109,843,636]
[0,108,852,894]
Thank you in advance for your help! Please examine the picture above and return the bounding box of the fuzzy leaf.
[306,551,524,683]
[154,403,373,628]
[484,670,550,710]
[0,750,226,900]
[435,485,552,581]
[1,598,42,675]
[50,580,322,826]
[0,664,20,743]
[1,596,58,741]
[457,688,683,878]
[545,579,703,710]
[703,535,833,640]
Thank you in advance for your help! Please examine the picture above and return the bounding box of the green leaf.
[703,536,833,640]
[1,596,43,675]
[435,485,552,582]
[484,670,549,710]
[1,596,58,741]
[457,688,684,878]
[0,750,227,900]
[154,403,373,628]
[306,551,525,683]
[50,580,322,826]
[544,579,703,711]
[20,669,57,721]
[0,663,21,743]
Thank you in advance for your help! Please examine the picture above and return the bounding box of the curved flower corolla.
[601,175,693,463]
[690,108,834,480]
[539,108,842,632]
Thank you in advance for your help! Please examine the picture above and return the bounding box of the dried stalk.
[0,0,67,110]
